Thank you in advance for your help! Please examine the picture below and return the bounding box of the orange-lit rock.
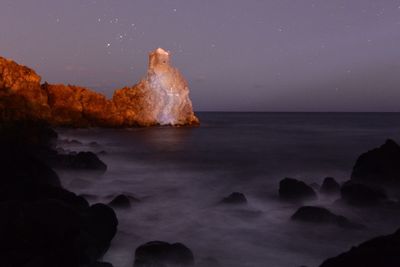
[113,48,199,126]
[0,57,51,121]
[0,48,199,127]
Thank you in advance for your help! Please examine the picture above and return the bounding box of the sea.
[56,112,400,267]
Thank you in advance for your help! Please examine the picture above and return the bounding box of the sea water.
[57,112,400,267]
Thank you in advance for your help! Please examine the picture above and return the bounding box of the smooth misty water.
[57,112,400,267]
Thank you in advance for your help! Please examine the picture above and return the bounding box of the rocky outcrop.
[320,228,400,267]
[340,181,387,206]
[220,192,247,205]
[279,178,317,201]
[108,194,131,209]
[291,206,364,229]
[320,177,340,195]
[0,48,199,127]
[0,57,51,121]
[0,122,118,267]
[134,241,195,267]
[351,139,400,185]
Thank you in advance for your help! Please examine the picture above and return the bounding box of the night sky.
[1,0,399,111]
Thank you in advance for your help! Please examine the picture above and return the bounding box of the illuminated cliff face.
[0,50,199,127]
[142,48,198,125]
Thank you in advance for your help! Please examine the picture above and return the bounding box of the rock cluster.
[0,122,117,267]
[0,48,199,127]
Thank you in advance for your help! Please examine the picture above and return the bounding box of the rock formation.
[279,177,317,202]
[320,228,400,267]
[0,48,199,127]
[291,206,364,229]
[351,139,400,185]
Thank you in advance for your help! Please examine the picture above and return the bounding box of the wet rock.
[291,206,364,229]
[320,228,400,267]
[109,194,131,209]
[220,192,247,205]
[83,204,118,261]
[134,241,194,267]
[340,181,387,206]
[279,178,317,201]
[50,151,107,171]
[59,139,83,145]
[352,139,400,185]
[320,177,340,195]
[0,122,118,267]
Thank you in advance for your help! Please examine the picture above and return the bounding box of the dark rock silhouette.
[0,122,118,267]
[320,177,340,195]
[134,241,194,267]
[352,139,400,185]
[279,178,317,201]
[340,181,387,206]
[220,192,247,205]
[49,151,107,171]
[291,206,364,229]
[109,194,132,209]
[320,228,400,267]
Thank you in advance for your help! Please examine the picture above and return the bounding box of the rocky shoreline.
[0,48,199,127]
[1,123,400,266]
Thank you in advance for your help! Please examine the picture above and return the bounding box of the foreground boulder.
[320,228,400,267]
[0,48,199,127]
[279,178,317,201]
[109,194,132,209]
[340,181,387,206]
[320,177,340,195]
[220,192,247,205]
[291,206,363,229]
[134,241,194,267]
[0,122,118,267]
[351,139,400,185]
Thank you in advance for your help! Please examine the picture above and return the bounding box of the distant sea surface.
[58,112,400,267]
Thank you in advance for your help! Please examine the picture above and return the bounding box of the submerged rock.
[291,206,364,229]
[108,194,131,209]
[352,139,400,185]
[279,178,317,201]
[134,241,194,267]
[320,177,340,195]
[0,48,199,127]
[50,151,107,171]
[340,181,387,206]
[320,228,400,267]
[220,192,247,205]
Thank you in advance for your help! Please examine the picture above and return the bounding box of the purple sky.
[1,0,399,111]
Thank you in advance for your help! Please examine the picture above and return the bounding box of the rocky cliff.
[0,48,199,127]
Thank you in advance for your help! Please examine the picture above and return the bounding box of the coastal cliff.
[0,48,199,127]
